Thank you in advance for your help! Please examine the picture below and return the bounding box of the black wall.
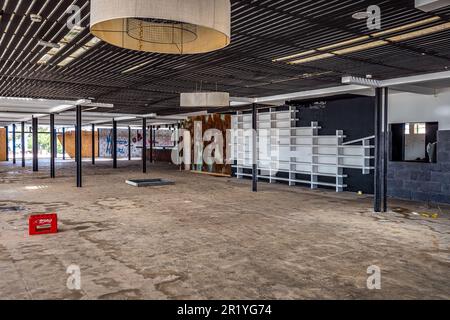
[289,95,375,193]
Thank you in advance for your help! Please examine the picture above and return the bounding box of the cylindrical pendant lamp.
[90,0,231,54]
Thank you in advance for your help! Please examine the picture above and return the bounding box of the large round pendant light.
[90,0,231,54]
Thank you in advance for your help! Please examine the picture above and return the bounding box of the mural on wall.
[155,129,175,148]
[99,129,147,158]
[182,113,231,175]
[98,128,177,159]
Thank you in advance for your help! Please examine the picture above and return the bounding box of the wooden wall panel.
[182,113,231,175]
[0,128,6,161]
[57,131,99,159]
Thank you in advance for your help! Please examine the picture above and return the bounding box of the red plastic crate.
[29,214,58,236]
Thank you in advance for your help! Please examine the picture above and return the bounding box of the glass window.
[391,122,438,163]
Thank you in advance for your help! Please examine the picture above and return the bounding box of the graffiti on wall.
[98,128,175,158]
[99,129,147,158]
[155,129,175,148]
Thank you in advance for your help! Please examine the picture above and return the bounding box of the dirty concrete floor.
[0,159,449,300]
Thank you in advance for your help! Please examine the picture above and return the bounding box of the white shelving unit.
[231,108,375,192]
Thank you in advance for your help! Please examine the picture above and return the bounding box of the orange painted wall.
[0,128,6,161]
[57,131,99,159]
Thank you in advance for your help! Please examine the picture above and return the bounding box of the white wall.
[405,133,426,160]
[389,90,450,130]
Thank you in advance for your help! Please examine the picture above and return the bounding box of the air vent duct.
[415,0,450,12]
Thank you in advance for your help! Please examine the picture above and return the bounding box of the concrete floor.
[0,159,449,300]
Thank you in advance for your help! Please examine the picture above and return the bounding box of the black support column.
[76,106,82,188]
[4,126,8,161]
[12,124,16,164]
[112,120,117,169]
[149,125,153,163]
[382,87,389,212]
[75,125,78,163]
[21,122,25,167]
[374,88,383,213]
[252,103,258,192]
[50,114,55,178]
[142,118,147,173]
[62,128,66,160]
[92,124,96,165]
[128,126,131,161]
[32,117,38,172]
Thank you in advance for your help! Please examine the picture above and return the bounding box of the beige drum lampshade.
[90,0,231,54]
[180,92,230,108]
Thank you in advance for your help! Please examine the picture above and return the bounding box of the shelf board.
[234,173,347,188]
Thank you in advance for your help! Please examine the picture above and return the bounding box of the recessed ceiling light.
[37,40,60,49]
[352,12,369,20]
[37,26,84,65]
[332,40,387,55]
[121,60,155,74]
[30,14,42,23]
[57,37,102,67]
[272,50,316,62]
[372,16,440,37]
[289,53,335,65]
[274,18,450,65]
[318,36,370,51]
[388,22,450,42]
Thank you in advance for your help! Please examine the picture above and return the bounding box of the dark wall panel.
[289,95,376,194]
[292,95,375,140]
[387,130,450,204]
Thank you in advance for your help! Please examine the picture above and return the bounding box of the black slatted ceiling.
[0,0,449,115]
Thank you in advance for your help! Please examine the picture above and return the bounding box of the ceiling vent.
[30,14,43,23]
[37,40,60,49]
[415,0,450,12]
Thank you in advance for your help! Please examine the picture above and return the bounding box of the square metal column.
[149,125,153,163]
[374,88,383,212]
[112,120,118,168]
[75,125,78,163]
[252,103,258,192]
[382,87,389,212]
[12,124,16,164]
[142,118,147,173]
[50,114,55,178]
[21,122,25,167]
[32,117,38,172]
[92,124,96,165]
[128,126,131,161]
[62,128,66,160]
[76,106,82,188]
